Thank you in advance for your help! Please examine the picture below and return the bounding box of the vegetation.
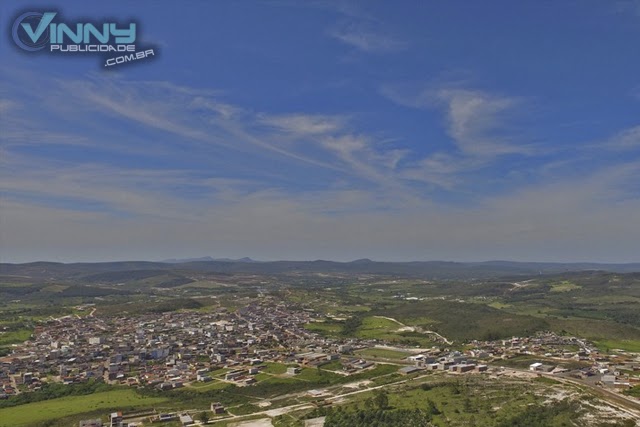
[341,315,363,336]
[324,408,435,427]
[0,389,167,427]
[623,385,640,398]
[355,348,411,359]
[0,328,32,346]
[2,265,640,425]
[0,380,114,409]
[495,400,582,426]
[378,300,550,342]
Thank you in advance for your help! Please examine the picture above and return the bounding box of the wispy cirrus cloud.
[379,82,542,189]
[52,76,345,170]
[258,113,346,135]
[1,70,404,193]
[3,156,640,263]
[437,88,531,157]
[3,66,640,263]
[605,125,640,150]
[381,83,530,157]
[328,23,407,53]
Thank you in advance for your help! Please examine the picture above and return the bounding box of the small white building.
[179,414,193,426]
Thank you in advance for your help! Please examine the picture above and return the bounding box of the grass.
[304,321,343,336]
[0,328,32,346]
[594,339,640,353]
[624,385,640,398]
[547,317,640,342]
[533,376,561,385]
[0,389,168,427]
[349,316,439,347]
[296,367,342,382]
[261,362,291,375]
[355,316,403,340]
[319,360,344,372]
[488,302,512,309]
[380,300,550,342]
[550,280,582,293]
[317,376,555,427]
[355,348,411,360]
[188,379,232,391]
[40,285,69,293]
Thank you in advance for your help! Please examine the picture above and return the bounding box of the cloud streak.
[2,67,639,263]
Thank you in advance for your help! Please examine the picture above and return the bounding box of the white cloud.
[606,125,640,149]
[258,113,346,135]
[3,161,640,263]
[400,153,479,189]
[189,96,241,119]
[51,76,342,170]
[328,24,407,53]
[3,69,640,263]
[437,89,531,157]
[379,84,533,188]
[380,84,531,157]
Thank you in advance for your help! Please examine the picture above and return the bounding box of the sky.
[1,0,639,263]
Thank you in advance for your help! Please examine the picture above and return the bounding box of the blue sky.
[1,0,639,263]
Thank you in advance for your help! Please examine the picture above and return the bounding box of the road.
[206,369,425,425]
[373,316,453,345]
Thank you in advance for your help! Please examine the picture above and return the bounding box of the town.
[2,293,639,426]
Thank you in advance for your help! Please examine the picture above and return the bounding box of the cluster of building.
[0,297,362,397]
[465,332,640,390]
[1,298,639,411]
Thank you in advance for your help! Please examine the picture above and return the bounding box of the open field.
[0,389,168,427]
[188,379,233,391]
[550,280,582,293]
[354,348,411,360]
[355,316,402,340]
[593,339,640,353]
[0,328,32,346]
[303,321,343,336]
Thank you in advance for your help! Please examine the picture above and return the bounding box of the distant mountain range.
[161,256,257,263]
[1,259,639,282]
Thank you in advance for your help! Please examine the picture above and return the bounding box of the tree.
[374,390,389,409]
[364,397,374,410]
[198,411,209,424]
[463,396,472,412]
[426,399,441,415]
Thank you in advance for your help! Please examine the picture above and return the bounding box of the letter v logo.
[12,11,56,51]
[21,12,56,43]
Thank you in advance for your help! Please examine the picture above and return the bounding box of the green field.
[593,339,640,353]
[0,328,32,346]
[0,389,168,427]
[550,280,582,293]
[304,321,343,336]
[355,348,412,359]
[188,379,232,391]
[261,362,291,375]
[355,316,403,340]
